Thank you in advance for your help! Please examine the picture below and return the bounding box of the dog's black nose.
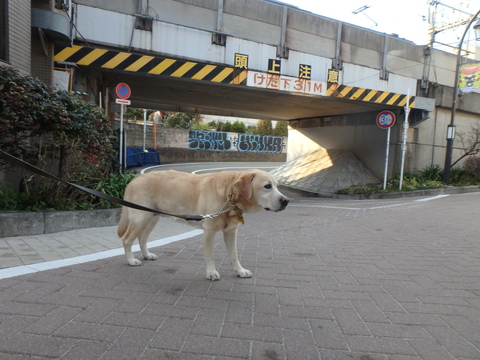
[280,197,289,210]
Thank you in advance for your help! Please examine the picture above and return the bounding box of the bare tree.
[452,124,480,167]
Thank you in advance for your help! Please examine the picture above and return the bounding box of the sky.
[278,0,480,49]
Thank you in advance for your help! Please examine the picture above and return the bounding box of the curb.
[279,184,480,200]
[0,208,121,238]
[3,185,480,238]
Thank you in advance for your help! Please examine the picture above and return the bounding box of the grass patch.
[336,165,480,196]
[0,171,136,212]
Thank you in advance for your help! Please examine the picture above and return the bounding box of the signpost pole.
[119,104,125,174]
[383,127,391,190]
[115,83,132,174]
[399,93,410,190]
[376,110,396,190]
[143,109,147,152]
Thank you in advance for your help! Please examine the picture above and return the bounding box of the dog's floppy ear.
[234,172,255,200]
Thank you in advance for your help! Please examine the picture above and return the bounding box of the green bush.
[0,172,136,212]
[230,120,246,133]
[245,125,256,134]
[124,108,152,120]
[190,121,211,131]
[336,165,449,196]
[334,161,480,196]
[464,156,480,179]
[450,167,476,185]
[273,121,288,136]
[216,121,231,132]
[0,66,116,175]
[165,113,192,129]
[0,182,20,210]
[90,172,136,209]
[255,119,273,135]
[420,164,443,182]
[335,183,382,196]
[0,65,123,211]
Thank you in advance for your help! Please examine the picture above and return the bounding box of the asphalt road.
[3,162,480,359]
[140,161,286,175]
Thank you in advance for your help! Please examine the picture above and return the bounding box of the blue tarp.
[126,147,161,168]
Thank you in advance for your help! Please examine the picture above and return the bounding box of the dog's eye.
[264,183,272,190]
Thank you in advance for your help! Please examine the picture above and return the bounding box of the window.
[0,0,8,62]
[135,16,153,31]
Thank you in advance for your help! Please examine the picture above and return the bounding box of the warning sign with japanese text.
[247,71,325,96]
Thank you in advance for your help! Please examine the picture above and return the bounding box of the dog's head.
[234,169,289,213]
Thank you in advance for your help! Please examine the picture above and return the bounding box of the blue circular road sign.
[116,83,131,99]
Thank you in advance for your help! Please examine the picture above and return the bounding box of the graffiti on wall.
[188,130,285,153]
[188,130,233,151]
[237,134,284,153]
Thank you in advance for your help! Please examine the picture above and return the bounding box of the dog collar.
[200,195,245,224]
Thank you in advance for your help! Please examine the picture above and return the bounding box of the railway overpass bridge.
[40,0,480,189]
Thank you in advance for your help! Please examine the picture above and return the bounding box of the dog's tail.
[117,206,129,238]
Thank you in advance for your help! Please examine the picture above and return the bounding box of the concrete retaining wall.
[0,208,121,237]
[124,122,287,163]
[157,148,285,164]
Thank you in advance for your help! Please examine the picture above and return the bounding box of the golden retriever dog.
[117,169,289,280]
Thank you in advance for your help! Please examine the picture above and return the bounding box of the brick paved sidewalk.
[1,193,480,359]
[0,217,195,271]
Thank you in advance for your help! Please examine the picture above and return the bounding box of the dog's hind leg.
[223,227,252,278]
[122,213,153,266]
[139,216,160,261]
[122,227,142,266]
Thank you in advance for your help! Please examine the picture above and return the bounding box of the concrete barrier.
[157,148,285,164]
[0,208,121,237]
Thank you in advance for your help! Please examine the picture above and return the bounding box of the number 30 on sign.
[376,110,396,129]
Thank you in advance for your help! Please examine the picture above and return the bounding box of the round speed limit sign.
[376,110,396,129]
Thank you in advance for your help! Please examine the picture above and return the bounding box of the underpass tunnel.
[60,58,433,194]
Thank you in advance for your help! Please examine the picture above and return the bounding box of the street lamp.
[442,13,480,184]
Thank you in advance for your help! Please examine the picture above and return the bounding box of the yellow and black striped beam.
[327,83,416,108]
[54,45,247,85]
[55,46,415,108]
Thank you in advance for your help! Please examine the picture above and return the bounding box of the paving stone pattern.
[1,193,480,359]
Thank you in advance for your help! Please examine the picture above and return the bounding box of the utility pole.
[428,1,477,55]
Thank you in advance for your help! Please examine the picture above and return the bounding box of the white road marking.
[0,230,202,280]
[141,163,277,174]
[414,194,449,202]
[192,167,276,174]
[141,162,212,174]
[290,194,449,211]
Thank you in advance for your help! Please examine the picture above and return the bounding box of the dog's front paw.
[206,270,221,281]
[128,259,142,266]
[143,253,158,261]
[236,268,253,278]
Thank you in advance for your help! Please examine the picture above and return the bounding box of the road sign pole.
[119,104,125,174]
[376,110,396,190]
[143,109,147,152]
[115,83,131,174]
[399,93,410,190]
[383,127,391,190]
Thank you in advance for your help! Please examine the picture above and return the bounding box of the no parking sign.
[116,83,131,100]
